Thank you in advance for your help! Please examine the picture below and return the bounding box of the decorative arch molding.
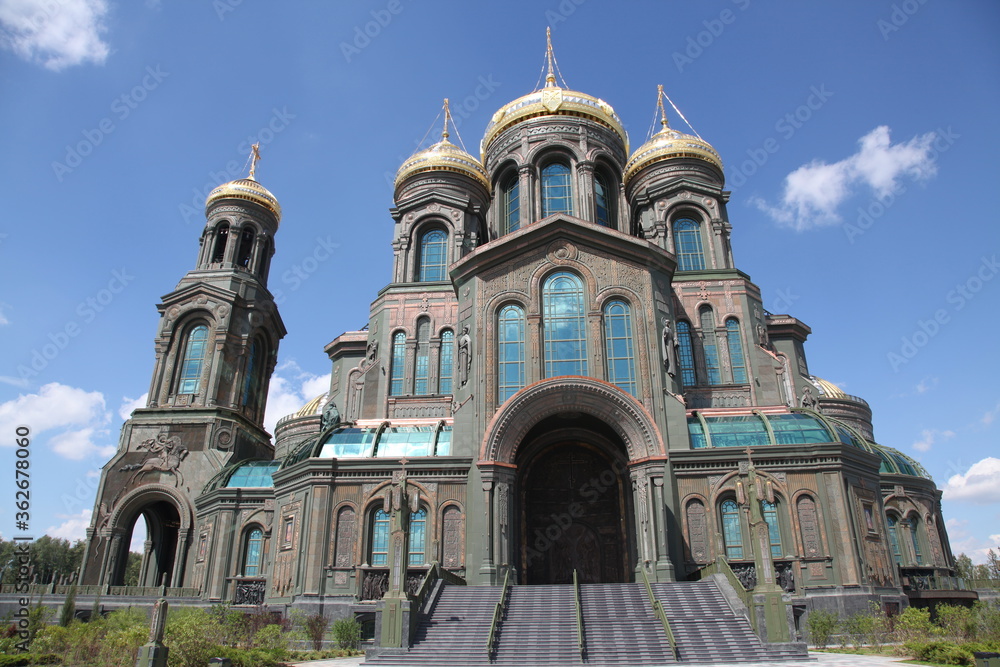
[706,468,789,505]
[107,483,194,536]
[480,376,664,464]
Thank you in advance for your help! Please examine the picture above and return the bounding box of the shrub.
[893,605,936,644]
[806,609,839,648]
[304,614,329,651]
[57,586,76,628]
[332,617,360,650]
[937,603,975,641]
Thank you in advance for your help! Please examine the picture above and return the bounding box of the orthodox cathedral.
[79,34,971,644]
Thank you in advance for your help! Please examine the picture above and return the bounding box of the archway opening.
[113,500,180,587]
[516,414,631,585]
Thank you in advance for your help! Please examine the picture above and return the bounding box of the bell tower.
[79,146,286,588]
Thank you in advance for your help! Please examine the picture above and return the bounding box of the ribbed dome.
[810,376,847,399]
[205,177,281,222]
[291,392,328,419]
[623,127,723,186]
[482,86,627,157]
[394,138,490,193]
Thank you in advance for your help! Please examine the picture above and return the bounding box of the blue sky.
[0,0,997,561]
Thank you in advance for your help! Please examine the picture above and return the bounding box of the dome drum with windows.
[205,144,282,224]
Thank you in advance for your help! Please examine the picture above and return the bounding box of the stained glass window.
[721,499,744,560]
[498,305,525,403]
[389,332,406,396]
[543,272,587,378]
[604,300,636,396]
[726,319,748,384]
[414,319,430,395]
[408,509,427,566]
[594,173,612,227]
[371,509,390,566]
[178,325,209,394]
[674,218,705,271]
[418,229,447,281]
[542,162,572,217]
[502,175,520,234]
[762,501,782,559]
[243,528,263,576]
[439,330,454,394]
[677,321,696,387]
[700,306,721,385]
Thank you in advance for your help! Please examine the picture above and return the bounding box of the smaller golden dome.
[394,138,490,193]
[623,127,723,187]
[810,377,847,399]
[292,392,328,419]
[206,177,282,222]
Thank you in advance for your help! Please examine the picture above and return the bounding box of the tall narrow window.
[543,272,587,378]
[501,174,520,234]
[887,515,902,565]
[497,305,525,403]
[243,527,263,576]
[677,321,696,387]
[908,516,922,564]
[418,229,447,281]
[257,238,271,278]
[541,162,572,217]
[726,318,748,384]
[414,319,430,395]
[211,223,229,263]
[389,332,406,396]
[700,306,722,385]
[673,218,705,271]
[761,501,783,559]
[370,509,390,566]
[439,330,454,394]
[604,300,636,396]
[721,499,744,560]
[594,172,612,227]
[237,227,255,268]
[178,325,209,394]
[408,508,427,566]
[242,340,262,409]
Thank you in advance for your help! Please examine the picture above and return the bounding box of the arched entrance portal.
[111,500,181,587]
[517,418,630,585]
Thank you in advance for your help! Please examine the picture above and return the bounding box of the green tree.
[123,552,142,586]
[954,553,974,579]
[987,548,1000,580]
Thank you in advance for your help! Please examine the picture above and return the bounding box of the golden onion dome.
[481,85,627,158]
[205,177,282,223]
[394,137,490,193]
[623,126,723,186]
[810,376,847,400]
[292,392,329,419]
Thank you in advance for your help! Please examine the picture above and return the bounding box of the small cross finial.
[744,446,755,467]
[656,84,670,131]
[442,98,451,141]
[545,27,556,87]
[248,142,262,180]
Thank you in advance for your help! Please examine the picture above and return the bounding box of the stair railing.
[485,568,510,660]
[702,555,756,633]
[573,569,585,659]
[640,564,678,661]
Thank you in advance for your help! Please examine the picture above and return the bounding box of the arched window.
[761,501,783,559]
[389,332,406,396]
[501,174,520,234]
[439,330,454,394]
[673,218,705,271]
[408,508,427,566]
[726,319,748,384]
[676,321,696,387]
[370,509,390,566]
[594,172,612,227]
[211,223,229,263]
[908,515,923,564]
[887,514,902,564]
[700,306,722,385]
[418,228,447,282]
[721,499,744,560]
[178,325,209,394]
[414,319,430,395]
[237,226,255,268]
[541,162,572,217]
[243,527,264,576]
[257,237,271,278]
[603,300,636,396]
[242,340,263,409]
[498,305,525,403]
[543,272,587,378]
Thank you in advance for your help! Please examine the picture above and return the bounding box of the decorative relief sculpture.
[119,434,188,488]
[799,386,820,410]
[458,326,471,386]
[661,319,678,377]
[321,401,340,431]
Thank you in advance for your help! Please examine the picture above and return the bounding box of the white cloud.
[943,457,1000,503]
[0,303,9,326]
[915,376,937,394]
[119,392,148,420]
[0,382,107,437]
[981,402,1000,427]
[755,126,938,230]
[46,508,91,542]
[912,428,954,453]
[0,0,111,71]
[50,427,115,460]
[262,360,331,435]
[946,518,1000,564]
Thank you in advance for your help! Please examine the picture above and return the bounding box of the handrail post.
[640,563,678,661]
[573,569,584,659]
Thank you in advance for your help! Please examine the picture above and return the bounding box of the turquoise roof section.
[203,459,281,492]
[282,424,454,469]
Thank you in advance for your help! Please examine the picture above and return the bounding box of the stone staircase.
[367,579,807,665]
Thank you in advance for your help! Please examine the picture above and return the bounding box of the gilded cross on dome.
[248,142,262,180]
